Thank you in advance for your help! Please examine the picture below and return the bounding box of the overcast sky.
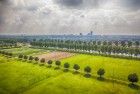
[0,0,140,35]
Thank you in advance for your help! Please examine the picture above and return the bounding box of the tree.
[2,51,5,55]
[73,64,80,72]
[135,41,139,47]
[24,55,28,60]
[34,57,39,62]
[97,68,105,78]
[5,52,11,57]
[4,52,8,56]
[40,58,45,63]
[64,63,70,69]
[97,41,101,46]
[128,73,139,85]
[47,60,53,66]
[121,41,126,47]
[128,41,132,47]
[29,56,34,61]
[114,41,119,46]
[84,66,91,74]
[18,54,23,59]
[8,53,13,57]
[55,60,61,67]
[103,41,107,45]
[39,58,45,66]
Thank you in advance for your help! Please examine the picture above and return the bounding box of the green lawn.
[0,55,139,94]
[62,54,140,84]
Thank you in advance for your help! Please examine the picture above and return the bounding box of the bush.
[128,73,139,84]
[97,68,105,78]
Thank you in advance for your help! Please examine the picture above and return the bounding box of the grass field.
[0,47,140,94]
[61,54,140,84]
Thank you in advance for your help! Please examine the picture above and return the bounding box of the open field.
[0,47,140,94]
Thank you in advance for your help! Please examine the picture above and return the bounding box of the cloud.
[121,0,140,10]
[56,0,83,7]
[0,0,140,35]
[54,0,107,9]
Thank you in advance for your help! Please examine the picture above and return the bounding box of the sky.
[0,0,140,35]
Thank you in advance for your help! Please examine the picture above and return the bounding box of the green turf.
[62,54,140,84]
[0,55,139,94]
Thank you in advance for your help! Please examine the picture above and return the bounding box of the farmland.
[0,47,140,94]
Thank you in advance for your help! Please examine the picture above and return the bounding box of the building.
[87,31,93,36]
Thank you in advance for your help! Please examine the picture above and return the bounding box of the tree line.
[0,38,139,58]
[30,39,140,58]
[0,51,13,57]
[0,38,29,48]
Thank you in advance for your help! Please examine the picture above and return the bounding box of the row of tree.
[0,39,18,48]
[30,39,140,57]
[35,39,140,47]
[0,38,30,48]
[0,51,13,57]
[18,54,139,85]
[0,38,139,57]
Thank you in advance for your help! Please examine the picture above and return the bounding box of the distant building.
[79,33,83,36]
[87,31,93,36]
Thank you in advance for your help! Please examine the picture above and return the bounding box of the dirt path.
[37,51,75,61]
